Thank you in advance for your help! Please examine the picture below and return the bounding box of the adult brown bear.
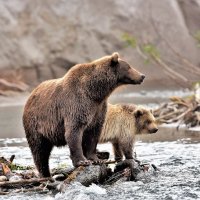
[23,53,145,177]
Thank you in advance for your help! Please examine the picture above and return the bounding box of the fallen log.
[0,78,28,93]
[114,159,141,181]
[60,164,109,189]
[59,159,149,192]
[0,156,157,195]
[12,186,49,194]
[0,177,53,189]
[0,191,9,195]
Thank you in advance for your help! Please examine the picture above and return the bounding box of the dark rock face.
[0,0,200,89]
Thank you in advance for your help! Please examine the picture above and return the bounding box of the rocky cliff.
[0,0,200,90]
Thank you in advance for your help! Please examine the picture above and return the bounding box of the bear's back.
[99,104,137,143]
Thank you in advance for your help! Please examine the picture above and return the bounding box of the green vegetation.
[122,33,161,64]
[122,33,137,48]
[10,163,33,171]
[194,30,200,48]
[121,32,199,87]
[142,44,160,59]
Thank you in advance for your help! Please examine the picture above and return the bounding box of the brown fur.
[99,104,158,161]
[23,53,145,177]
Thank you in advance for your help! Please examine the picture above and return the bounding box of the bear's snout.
[134,73,145,84]
[141,74,145,81]
[139,74,145,83]
[127,70,146,85]
[149,127,158,134]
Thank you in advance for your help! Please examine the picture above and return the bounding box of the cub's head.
[133,106,158,134]
[92,52,145,85]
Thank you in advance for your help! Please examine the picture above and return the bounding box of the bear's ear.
[111,52,119,64]
[134,109,143,118]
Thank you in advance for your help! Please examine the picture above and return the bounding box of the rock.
[0,0,200,89]
[59,165,109,191]
[114,159,141,181]
[9,175,23,181]
[0,176,7,182]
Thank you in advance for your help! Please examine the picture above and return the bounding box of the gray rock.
[9,175,22,181]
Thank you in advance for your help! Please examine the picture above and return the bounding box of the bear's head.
[79,52,145,102]
[133,106,158,134]
[92,52,145,86]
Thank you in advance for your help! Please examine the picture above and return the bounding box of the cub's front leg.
[122,142,134,160]
[113,139,134,161]
[112,141,123,162]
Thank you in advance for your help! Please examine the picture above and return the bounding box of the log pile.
[0,153,158,195]
[154,86,200,128]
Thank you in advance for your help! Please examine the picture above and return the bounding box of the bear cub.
[99,104,158,161]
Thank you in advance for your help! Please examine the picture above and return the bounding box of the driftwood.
[58,158,152,193]
[0,78,28,95]
[11,186,49,194]
[0,177,53,189]
[104,159,141,185]
[154,87,200,128]
[0,153,156,195]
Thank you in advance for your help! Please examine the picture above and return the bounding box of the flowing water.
[0,138,200,200]
[0,89,199,200]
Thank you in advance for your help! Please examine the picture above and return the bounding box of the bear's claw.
[75,159,92,167]
[92,159,104,165]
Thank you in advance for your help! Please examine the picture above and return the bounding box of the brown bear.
[23,52,145,177]
[99,104,158,161]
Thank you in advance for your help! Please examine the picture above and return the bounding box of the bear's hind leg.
[112,141,123,162]
[28,134,53,177]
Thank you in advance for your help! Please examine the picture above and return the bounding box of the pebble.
[9,175,22,181]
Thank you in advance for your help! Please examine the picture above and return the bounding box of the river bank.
[0,89,193,138]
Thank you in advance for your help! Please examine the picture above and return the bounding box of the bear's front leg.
[112,141,123,162]
[122,141,134,160]
[82,121,104,163]
[82,102,107,163]
[65,123,91,167]
[82,128,101,163]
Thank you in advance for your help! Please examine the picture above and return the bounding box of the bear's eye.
[145,120,151,125]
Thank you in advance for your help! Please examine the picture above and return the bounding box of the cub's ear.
[111,52,119,64]
[134,109,143,118]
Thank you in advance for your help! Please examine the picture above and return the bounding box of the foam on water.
[0,140,200,200]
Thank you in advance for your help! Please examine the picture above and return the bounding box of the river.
[0,89,199,200]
